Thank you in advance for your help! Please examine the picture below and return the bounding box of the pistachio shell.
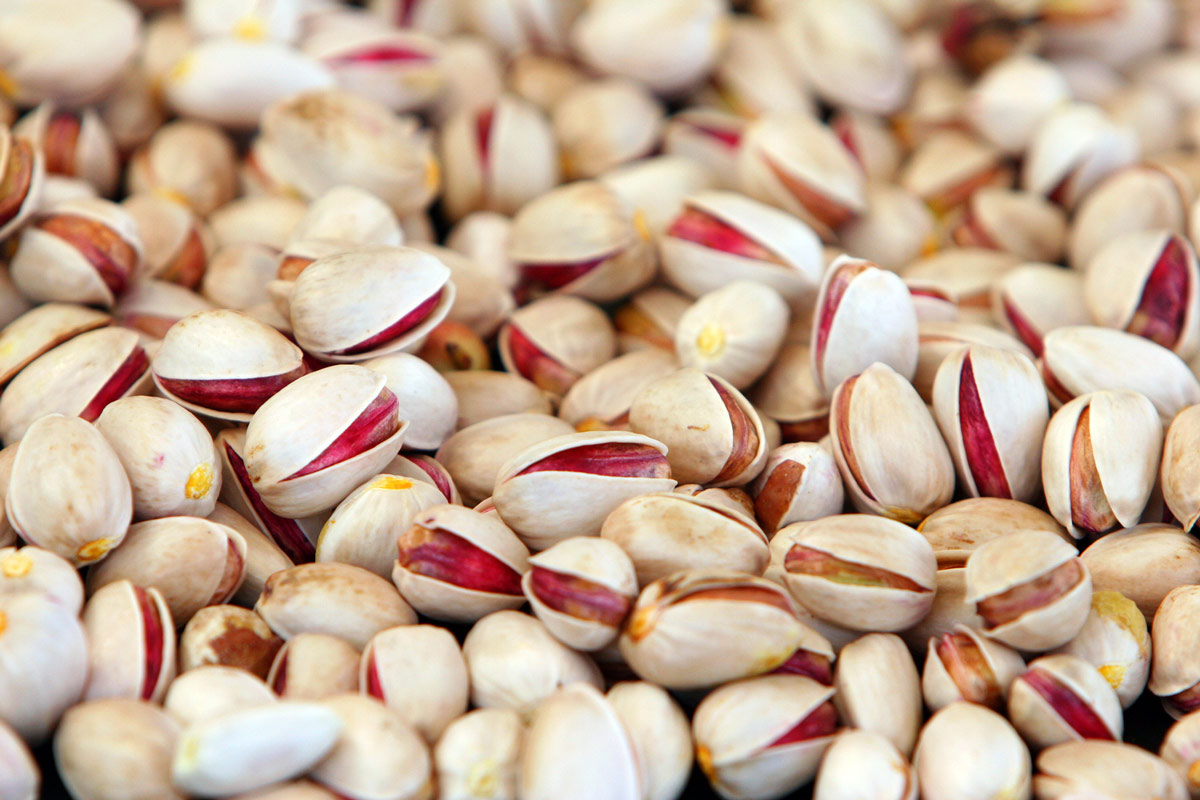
[435,413,573,505]
[165,666,276,728]
[434,708,522,800]
[82,580,176,704]
[833,633,922,756]
[0,544,82,612]
[310,694,433,800]
[54,700,182,800]
[1008,653,1124,748]
[127,121,237,217]
[522,536,638,650]
[0,719,37,800]
[923,623,1026,712]
[674,280,790,389]
[751,443,845,536]
[178,604,282,679]
[360,625,467,742]
[813,729,916,800]
[267,633,360,701]
[0,303,109,388]
[914,703,1031,800]
[1034,741,1186,800]
[1081,524,1200,620]
[1053,591,1150,709]
[607,681,693,800]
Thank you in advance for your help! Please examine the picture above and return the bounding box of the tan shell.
[918,498,1069,568]
[675,280,790,390]
[607,681,693,800]
[82,579,177,704]
[54,700,182,800]
[0,719,37,800]
[834,633,922,757]
[127,121,238,217]
[990,264,1089,356]
[114,281,215,342]
[267,634,360,701]
[1069,165,1190,270]
[434,707,523,800]
[0,544,84,613]
[813,729,916,800]
[0,303,109,388]
[751,443,845,535]
[1081,524,1200,620]
[360,625,467,742]
[558,349,678,430]
[1035,740,1186,800]
[522,537,638,651]
[1008,653,1123,748]
[1022,102,1140,209]
[914,703,1031,800]
[923,623,1026,712]
[308,694,433,800]
[1053,591,1150,709]
[435,413,573,505]
[838,182,936,272]
[662,108,745,190]
[1151,585,1200,704]
[750,344,829,441]
[552,78,663,180]
[178,605,281,679]
[965,55,1072,154]
[600,155,718,240]
[164,666,275,728]
[614,286,692,354]
[207,486,301,607]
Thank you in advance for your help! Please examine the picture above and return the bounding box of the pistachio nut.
[923,623,1026,712]
[121,193,211,289]
[0,719,37,800]
[904,250,1021,329]
[383,453,461,504]
[1151,585,1200,718]
[82,579,176,704]
[991,264,1088,357]
[558,348,678,432]
[0,303,108,389]
[1160,711,1200,797]
[674,280,789,390]
[1068,164,1190,271]
[444,371,551,429]
[838,183,936,273]
[1163,405,1200,530]
[832,633,922,756]
[812,728,916,800]
[607,681,693,800]
[951,187,1068,264]
[267,633,361,701]
[126,120,237,217]
[114,280,215,342]
[965,55,1072,153]
[521,536,637,650]
[309,694,433,800]
[433,708,522,800]
[1080,523,1200,620]
[54,700,182,800]
[1008,653,1124,748]
[435,413,573,505]
[496,294,615,397]
[459,0,580,55]
[178,605,283,680]
[164,666,275,728]
[1034,740,1187,800]
[0,544,82,612]
[1022,102,1140,209]
[899,130,1009,215]
[552,78,662,181]
[662,108,745,190]
[0,128,44,243]
[208,195,306,252]
[750,442,844,536]
[361,624,467,742]
[913,702,1032,800]
[1053,591,1150,709]
[13,102,115,198]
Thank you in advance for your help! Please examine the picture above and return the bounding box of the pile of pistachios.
[9,0,1200,798]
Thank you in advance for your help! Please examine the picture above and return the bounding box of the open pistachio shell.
[522,536,637,651]
[1008,653,1124,749]
[82,579,176,704]
[923,623,1026,712]
[268,633,360,702]
[0,303,108,388]
[1053,591,1150,709]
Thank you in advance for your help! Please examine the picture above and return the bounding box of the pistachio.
[0,129,44,243]
[114,281,215,342]
[1150,585,1200,718]
[904,250,1022,329]
[1034,741,1187,800]
[674,280,789,390]
[435,413,573,505]
[305,26,445,114]
[165,667,275,729]
[813,729,916,800]
[1023,103,1140,209]
[361,625,467,742]
[558,349,678,432]
[267,633,361,701]
[0,719,37,800]
[750,344,829,444]
[923,623,1026,712]
[838,183,936,272]
[459,0,580,55]
[0,544,82,612]
[383,453,461,504]
[127,121,237,217]
[1081,523,1200,620]
[82,580,176,704]
[1068,164,1190,270]
[434,708,522,800]
[613,287,692,355]
[521,536,637,650]
[833,633,922,756]
[750,443,844,536]
[1053,591,1150,709]
[1160,712,1200,797]
[552,78,662,181]
[900,130,1010,215]
[178,605,283,680]
[991,264,1089,357]
[0,303,108,389]
[497,295,615,397]
[952,187,1068,263]
[965,55,1072,154]
[54,700,182,800]
[607,681,693,800]
[914,702,1032,800]
[662,108,745,190]
[1008,653,1124,748]
[309,694,433,800]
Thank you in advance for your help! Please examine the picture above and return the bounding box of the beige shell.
[459,0,581,55]
[1069,165,1190,270]
[751,442,845,535]
[914,703,1031,800]
[990,264,1089,356]
[834,633,922,757]
[304,25,445,113]
[461,610,603,716]
[1053,591,1150,709]
[552,78,663,181]
[361,625,467,742]
[1022,103,1140,209]
[914,320,1032,403]
[1035,741,1187,800]
[445,371,552,430]
[506,50,586,112]
[382,454,461,505]
[433,707,522,800]
[0,718,37,800]
[1081,524,1200,620]
[707,17,813,120]
[922,623,1026,712]
[900,567,983,654]
[392,503,529,623]
[558,349,678,430]
[607,681,693,800]
[693,674,837,800]
[178,605,281,679]
[813,729,916,800]
[497,295,615,396]
[114,281,215,342]
[445,210,517,290]
[54,700,182,800]
[0,592,88,744]
[86,516,247,626]
[838,182,936,272]
[1151,585,1200,707]
[6,414,132,567]
[267,634,360,701]
[674,280,790,390]
[127,121,237,217]
[0,128,45,243]
[309,694,433,800]
[200,242,279,311]
[955,187,1068,263]
[412,242,514,339]
[1008,653,1123,748]
[662,108,745,190]
[600,155,718,241]
[255,563,416,650]
[750,343,829,441]
[1164,405,1200,530]
[1159,712,1200,797]
[903,250,1021,328]
[81,580,176,704]
[435,413,573,505]
[965,55,1072,154]
[614,286,692,354]
[208,196,306,252]
[121,193,211,288]
[0,303,108,388]
[164,667,276,729]
[0,545,84,613]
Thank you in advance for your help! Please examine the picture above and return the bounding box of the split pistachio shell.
[1040,326,1200,421]
[952,188,1068,264]
[659,190,824,310]
[114,281,215,342]
[811,256,918,396]
[991,264,1089,358]
[461,610,603,716]
[778,514,936,632]
[289,246,454,362]
[6,414,132,566]
[244,365,407,518]
[201,243,280,311]
[54,700,182,800]
[738,112,866,242]
[445,371,552,429]
[607,681,693,800]
[600,155,718,241]
[316,474,444,578]
[413,242,513,339]
[900,566,984,654]
[629,368,767,487]
[1151,586,1200,717]
[965,55,1072,154]
[0,719,37,800]
[444,210,517,290]
[434,708,523,800]
[172,702,344,797]
[899,130,1009,214]
[1023,102,1140,209]
[164,667,276,728]
[903,250,1021,328]
[965,528,1092,652]
[923,623,1026,712]
[383,454,461,505]
[86,516,246,626]
[178,605,281,679]
[914,702,1032,800]
[492,431,675,550]
[693,674,838,800]
[619,569,809,690]
[674,281,789,389]
[393,504,528,622]
[1054,591,1150,709]
[1008,653,1124,748]
[1042,390,1163,540]
[0,303,108,388]
[0,545,82,612]
[82,579,176,705]
[361,625,467,742]
[0,324,151,445]
[435,413,573,505]
[750,344,829,443]
[256,563,416,650]
[750,443,844,536]
[267,634,360,701]
[1069,165,1190,271]
[558,348,678,431]
[932,345,1049,503]
[833,633,922,756]
[600,491,769,585]
[1081,524,1200,620]
[829,361,956,523]
[497,295,615,397]
[0,592,88,744]
[310,694,433,800]
[1034,740,1187,800]
[95,396,221,520]
[522,536,637,650]
[205,504,292,611]
[813,729,916,800]
[305,25,446,114]
[122,193,210,289]
[0,129,44,243]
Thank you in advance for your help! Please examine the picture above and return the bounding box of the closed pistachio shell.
[522,536,637,651]
[965,55,1072,154]
[267,633,360,701]
[674,281,789,390]
[607,681,693,800]
[310,694,434,800]
[497,295,615,397]
[127,121,237,218]
[256,563,416,650]
[178,605,282,679]
[54,700,182,800]
[918,498,1068,568]
[461,610,602,716]
[434,708,522,800]
[82,578,175,705]
[693,674,838,800]
[552,78,662,181]
[0,544,81,613]
[1053,591,1150,709]
[952,187,1068,263]
[1034,740,1187,800]
[965,529,1092,652]
[914,702,1032,800]
[435,413,573,505]
[1041,390,1163,540]
[1164,405,1200,530]
[361,625,467,742]
[558,349,678,432]
[833,633,922,756]
[0,719,37,800]
[707,17,813,119]
[1151,585,1200,716]
[813,729,916,800]
[991,264,1089,358]
[1081,524,1200,620]
[614,286,692,355]
[1008,653,1124,748]
[317,474,444,578]
[838,183,936,273]
[923,623,1026,712]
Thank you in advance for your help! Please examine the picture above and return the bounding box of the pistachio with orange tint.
[288,246,454,363]
[82,579,176,704]
[629,368,767,487]
[778,514,936,632]
[810,256,919,397]
[923,624,1026,712]
[693,675,839,800]
[122,193,211,290]
[618,568,809,690]
[737,112,866,241]
[177,605,282,680]
[1150,585,1200,719]
[932,345,1049,503]
[10,197,141,308]
[965,528,1092,652]
[152,309,308,422]
[613,287,692,354]
[1053,591,1150,709]
[0,303,108,388]
[829,362,955,522]
[492,431,674,550]
[304,26,445,113]
[1023,102,1140,209]
[268,634,361,701]
[1008,653,1124,749]
[393,503,529,623]
[990,264,1089,358]
[13,103,119,197]
[496,296,615,397]
[360,624,468,742]
[1085,230,1200,359]
[674,280,790,390]
[750,443,844,536]
[6,414,132,567]
[1042,390,1163,540]
[521,537,637,651]
[0,128,44,242]
[244,365,407,518]
[86,516,246,626]
[951,187,1068,263]
[507,181,655,303]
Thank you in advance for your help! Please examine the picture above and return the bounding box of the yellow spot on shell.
[177,736,200,770]
[695,324,726,358]
[424,156,441,192]
[185,463,215,500]
[153,186,193,210]
[1092,590,1149,653]
[633,209,652,242]
[371,476,413,491]
[76,538,116,563]
[0,552,32,578]
[466,760,498,796]
[1098,664,1125,690]
[626,606,657,642]
[696,745,715,781]
[0,610,6,636]
[1188,760,1200,789]
[233,16,267,40]
[166,54,196,84]
[576,418,611,433]
[0,69,18,100]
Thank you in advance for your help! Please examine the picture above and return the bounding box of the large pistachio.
[126,121,236,217]
[54,700,182,800]
[750,442,844,536]
[318,473,444,576]
[165,665,274,729]
[1041,390,1163,540]
[914,702,1032,800]
[923,623,1026,712]
[434,708,523,800]
[82,579,176,704]
[552,78,663,181]
[833,633,922,756]
[436,413,573,505]
[693,674,838,800]
[607,681,693,800]
[0,592,87,744]
[913,319,1031,403]
[0,545,83,612]
[813,729,916,800]
[1081,524,1200,620]
[1034,741,1187,800]
[267,634,360,701]
[1151,585,1200,718]
[1008,653,1124,748]
[310,694,433,800]
[750,344,829,443]
[558,349,678,432]
[965,528,1092,652]
[1053,591,1150,709]
[256,563,416,650]
[361,625,467,742]
[778,514,936,632]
